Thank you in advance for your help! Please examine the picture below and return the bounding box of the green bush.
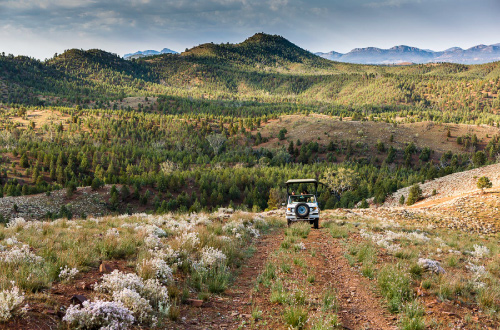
[406,184,422,206]
[477,176,492,191]
[400,301,425,330]
[283,306,308,329]
[378,264,413,313]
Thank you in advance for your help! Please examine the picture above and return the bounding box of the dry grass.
[255,114,498,157]
[0,211,282,326]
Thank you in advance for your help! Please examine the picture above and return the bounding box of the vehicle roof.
[286,179,317,184]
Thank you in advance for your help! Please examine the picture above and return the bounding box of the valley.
[1,32,500,329]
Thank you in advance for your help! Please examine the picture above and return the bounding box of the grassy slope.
[0,33,499,111]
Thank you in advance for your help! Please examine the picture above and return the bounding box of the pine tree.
[56,164,65,184]
[406,184,422,205]
[288,141,294,155]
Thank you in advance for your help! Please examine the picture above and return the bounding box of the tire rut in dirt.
[173,230,285,329]
[306,229,397,330]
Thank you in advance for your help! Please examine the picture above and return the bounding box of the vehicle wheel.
[313,219,319,229]
[287,219,291,227]
[294,203,310,218]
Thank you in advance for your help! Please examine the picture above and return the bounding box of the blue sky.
[1,0,499,59]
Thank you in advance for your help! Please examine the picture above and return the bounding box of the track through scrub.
[307,229,397,330]
[170,229,285,329]
[176,224,397,329]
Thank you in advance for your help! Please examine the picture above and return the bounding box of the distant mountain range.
[124,48,178,60]
[316,44,500,65]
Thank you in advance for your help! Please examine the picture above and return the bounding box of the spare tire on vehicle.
[295,203,310,218]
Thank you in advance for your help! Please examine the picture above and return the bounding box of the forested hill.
[0,33,500,111]
[179,32,331,68]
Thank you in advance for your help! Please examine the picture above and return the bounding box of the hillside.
[0,33,499,116]
[384,162,500,208]
[1,32,500,218]
[2,206,500,329]
[2,32,500,330]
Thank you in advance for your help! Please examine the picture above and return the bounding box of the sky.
[1,0,499,60]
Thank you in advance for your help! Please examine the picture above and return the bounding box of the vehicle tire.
[287,219,291,227]
[313,219,319,229]
[295,203,310,218]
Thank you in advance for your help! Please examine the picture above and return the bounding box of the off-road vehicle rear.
[284,179,320,228]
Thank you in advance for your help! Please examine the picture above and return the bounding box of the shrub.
[137,258,173,284]
[91,177,104,190]
[329,224,349,238]
[286,222,311,238]
[400,301,425,330]
[378,264,413,313]
[94,270,145,295]
[406,184,422,206]
[94,270,169,308]
[257,263,276,287]
[283,306,308,329]
[322,287,337,312]
[63,300,135,329]
[112,288,154,324]
[0,284,25,321]
[59,266,79,282]
[477,176,492,192]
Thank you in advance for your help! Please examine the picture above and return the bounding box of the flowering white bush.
[177,231,200,249]
[142,279,170,309]
[138,258,173,284]
[218,235,233,242]
[137,225,167,238]
[294,242,306,251]
[0,244,44,264]
[7,217,27,229]
[385,243,402,254]
[4,237,19,246]
[222,219,262,239]
[200,247,227,267]
[466,262,488,288]
[360,229,429,254]
[153,246,180,265]
[112,288,154,324]
[0,284,25,321]
[94,270,170,310]
[248,227,261,238]
[144,234,163,249]
[95,270,144,295]
[191,213,211,226]
[59,266,79,281]
[106,228,120,237]
[63,299,134,330]
[223,222,246,235]
[471,245,490,259]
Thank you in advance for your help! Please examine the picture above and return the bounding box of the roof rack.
[285,179,318,185]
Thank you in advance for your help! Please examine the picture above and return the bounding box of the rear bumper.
[286,214,319,221]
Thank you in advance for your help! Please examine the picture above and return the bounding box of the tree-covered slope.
[0,33,499,112]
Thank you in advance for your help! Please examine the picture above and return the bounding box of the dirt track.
[306,229,396,330]
[174,227,397,329]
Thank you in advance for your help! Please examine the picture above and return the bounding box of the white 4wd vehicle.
[284,179,320,228]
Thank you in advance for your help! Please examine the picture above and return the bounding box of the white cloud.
[365,0,422,8]
[1,0,93,10]
[269,0,289,11]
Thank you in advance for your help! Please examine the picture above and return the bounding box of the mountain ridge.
[124,47,178,59]
[316,43,500,64]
